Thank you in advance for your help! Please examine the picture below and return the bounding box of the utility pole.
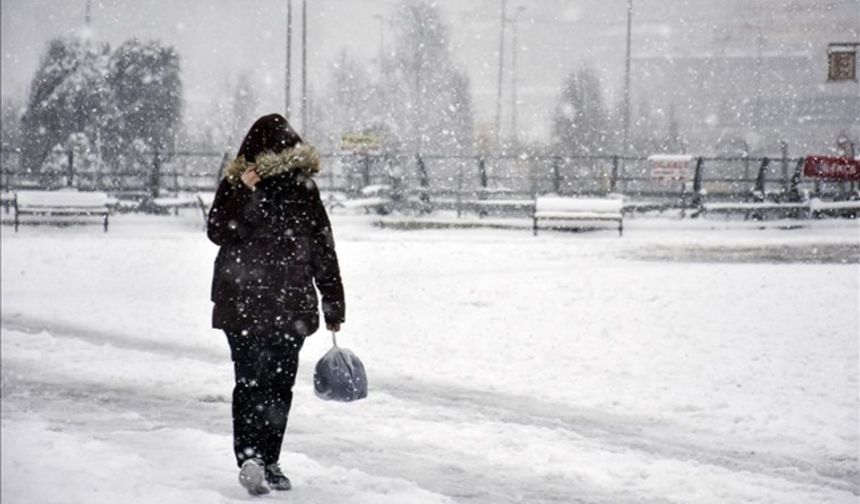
[415,17,424,154]
[622,0,633,153]
[510,6,525,147]
[286,0,292,121]
[301,0,308,134]
[495,0,508,150]
[754,2,764,127]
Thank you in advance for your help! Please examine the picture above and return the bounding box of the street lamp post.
[286,0,292,121]
[495,0,508,150]
[301,0,308,133]
[510,6,526,147]
[622,0,633,153]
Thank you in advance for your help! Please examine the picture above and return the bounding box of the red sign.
[803,156,860,180]
[648,154,692,181]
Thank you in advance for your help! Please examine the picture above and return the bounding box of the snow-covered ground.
[2,213,859,503]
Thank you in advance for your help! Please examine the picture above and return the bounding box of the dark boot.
[265,462,292,491]
[238,459,270,496]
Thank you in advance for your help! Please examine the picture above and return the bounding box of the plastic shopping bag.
[314,332,368,402]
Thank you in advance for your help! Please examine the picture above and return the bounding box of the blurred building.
[631,0,859,157]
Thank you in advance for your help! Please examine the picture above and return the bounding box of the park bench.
[533,195,624,236]
[152,192,203,215]
[696,155,860,221]
[153,191,215,228]
[459,187,534,217]
[466,198,535,217]
[809,197,860,218]
[327,185,393,214]
[13,190,115,232]
[698,200,810,220]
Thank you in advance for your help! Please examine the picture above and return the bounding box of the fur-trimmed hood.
[224,143,320,185]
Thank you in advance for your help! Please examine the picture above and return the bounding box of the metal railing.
[2,148,857,212]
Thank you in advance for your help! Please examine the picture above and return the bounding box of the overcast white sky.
[1,0,638,141]
[2,0,857,142]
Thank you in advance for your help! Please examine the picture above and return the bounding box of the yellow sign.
[341,133,381,153]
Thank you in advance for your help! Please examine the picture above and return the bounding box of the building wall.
[630,0,860,157]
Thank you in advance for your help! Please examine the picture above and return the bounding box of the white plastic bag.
[313,332,368,402]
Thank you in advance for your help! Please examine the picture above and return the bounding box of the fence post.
[552,156,561,194]
[787,157,804,202]
[361,153,371,188]
[780,141,789,194]
[96,159,103,191]
[456,162,463,218]
[477,156,488,195]
[67,149,74,187]
[691,157,705,210]
[150,149,161,200]
[476,156,488,216]
[754,157,770,197]
[529,161,538,199]
[610,156,619,193]
[217,151,230,181]
[416,153,431,214]
[787,157,807,218]
[386,155,403,208]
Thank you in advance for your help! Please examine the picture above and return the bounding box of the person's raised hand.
[240,166,261,190]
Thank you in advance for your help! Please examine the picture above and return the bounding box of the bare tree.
[552,65,610,156]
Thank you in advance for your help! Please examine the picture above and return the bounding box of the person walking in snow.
[207,113,345,495]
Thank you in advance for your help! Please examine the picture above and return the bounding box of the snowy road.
[4,321,855,504]
[2,215,859,503]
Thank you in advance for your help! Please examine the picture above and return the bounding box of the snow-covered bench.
[326,197,389,215]
[809,198,860,218]
[696,198,859,220]
[699,201,809,220]
[465,198,535,217]
[152,192,205,215]
[327,185,393,215]
[13,190,115,232]
[533,195,624,236]
[152,191,215,229]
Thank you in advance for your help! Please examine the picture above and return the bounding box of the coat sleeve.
[206,179,268,246]
[309,182,346,324]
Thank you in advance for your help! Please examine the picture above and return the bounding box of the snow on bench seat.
[465,198,535,217]
[533,195,623,236]
[14,190,115,232]
[698,200,811,221]
[152,193,201,209]
[699,198,859,220]
[809,198,860,218]
[329,196,391,214]
[809,198,860,211]
[152,192,215,228]
[702,201,808,211]
[468,199,534,208]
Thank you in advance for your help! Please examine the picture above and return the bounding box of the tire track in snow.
[1,313,226,364]
[374,376,859,496]
[3,316,858,498]
[1,364,665,504]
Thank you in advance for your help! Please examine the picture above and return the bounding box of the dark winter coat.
[207,143,345,337]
